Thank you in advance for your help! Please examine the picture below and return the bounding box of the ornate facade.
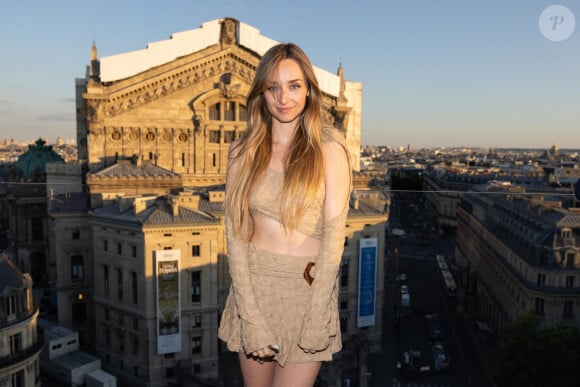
[77,17,362,190]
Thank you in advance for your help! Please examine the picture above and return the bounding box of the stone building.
[6,139,65,286]
[76,17,362,191]
[89,191,223,386]
[0,253,43,387]
[455,182,580,333]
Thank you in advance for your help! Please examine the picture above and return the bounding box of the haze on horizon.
[0,1,578,149]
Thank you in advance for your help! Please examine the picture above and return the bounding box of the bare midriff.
[250,215,322,256]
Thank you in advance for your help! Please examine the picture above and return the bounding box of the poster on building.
[357,238,377,327]
[155,249,182,354]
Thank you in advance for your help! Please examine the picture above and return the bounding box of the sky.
[0,0,579,149]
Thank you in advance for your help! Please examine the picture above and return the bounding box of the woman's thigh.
[238,352,276,387]
[272,361,322,387]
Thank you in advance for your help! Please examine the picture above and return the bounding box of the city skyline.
[0,0,578,149]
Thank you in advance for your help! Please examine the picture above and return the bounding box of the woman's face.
[263,58,308,126]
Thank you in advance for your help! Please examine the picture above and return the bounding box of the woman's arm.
[225,142,276,353]
[298,139,351,351]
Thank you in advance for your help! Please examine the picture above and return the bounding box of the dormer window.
[562,228,572,238]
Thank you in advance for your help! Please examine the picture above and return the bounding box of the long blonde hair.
[225,43,325,241]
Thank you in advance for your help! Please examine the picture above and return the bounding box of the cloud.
[37,113,74,122]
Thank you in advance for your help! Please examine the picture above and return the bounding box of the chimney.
[170,196,179,217]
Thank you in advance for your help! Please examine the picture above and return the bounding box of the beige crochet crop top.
[249,167,325,239]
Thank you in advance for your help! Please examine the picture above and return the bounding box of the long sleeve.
[298,131,352,351]
[297,203,348,351]
[224,211,277,353]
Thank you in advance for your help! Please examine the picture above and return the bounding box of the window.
[239,104,247,121]
[105,308,110,320]
[118,332,125,353]
[209,130,220,143]
[536,273,545,287]
[31,218,43,241]
[564,300,574,318]
[191,271,201,303]
[224,130,235,143]
[104,266,109,297]
[117,242,122,255]
[133,317,139,330]
[6,295,16,317]
[566,276,575,289]
[132,272,138,304]
[131,245,137,258]
[133,337,139,357]
[191,245,201,257]
[567,252,576,268]
[72,303,86,323]
[11,370,24,387]
[191,335,202,354]
[72,229,80,240]
[209,103,221,120]
[535,297,545,315]
[118,311,124,326]
[193,364,201,374]
[181,152,185,167]
[105,327,111,346]
[103,240,108,252]
[224,101,236,121]
[10,333,22,355]
[340,259,349,288]
[71,255,84,281]
[192,315,202,328]
[212,153,217,167]
[340,299,348,310]
[117,268,123,300]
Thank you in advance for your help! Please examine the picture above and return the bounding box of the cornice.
[87,50,257,120]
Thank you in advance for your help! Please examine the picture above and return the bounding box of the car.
[399,273,407,281]
[400,284,409,294]
[431,342,450,371]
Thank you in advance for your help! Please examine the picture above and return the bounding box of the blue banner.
[358,238,377,327]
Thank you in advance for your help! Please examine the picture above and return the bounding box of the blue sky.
[0,0,578,148]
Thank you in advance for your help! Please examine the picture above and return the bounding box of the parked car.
[400,284,409,294]
[399,273,407,281]
[431,342,450,371]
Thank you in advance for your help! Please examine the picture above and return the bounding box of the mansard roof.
[0,253,29,295]
[99,18,340,97]
[90,159,179,178]
[92,195,217,227]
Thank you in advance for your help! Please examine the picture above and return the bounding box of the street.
[367,192,494,387]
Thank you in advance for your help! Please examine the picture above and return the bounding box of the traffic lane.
[398,256,470,386]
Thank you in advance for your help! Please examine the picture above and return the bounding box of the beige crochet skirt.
[219,244,341,366]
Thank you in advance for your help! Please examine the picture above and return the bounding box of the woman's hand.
[250,344,280,363]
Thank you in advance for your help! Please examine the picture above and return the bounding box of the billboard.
[357,238,377,327]
[155,249,182,354]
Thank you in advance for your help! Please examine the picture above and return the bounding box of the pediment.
[92,47,259,119]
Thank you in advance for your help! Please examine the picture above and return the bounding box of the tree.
[494,311,580,387]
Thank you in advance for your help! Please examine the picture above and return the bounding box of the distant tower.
[89,41,100,81]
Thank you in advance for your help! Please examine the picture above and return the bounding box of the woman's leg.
[238,352,276,387]
[272,361,322,387]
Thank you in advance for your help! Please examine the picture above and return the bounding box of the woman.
[218,42,351,386]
